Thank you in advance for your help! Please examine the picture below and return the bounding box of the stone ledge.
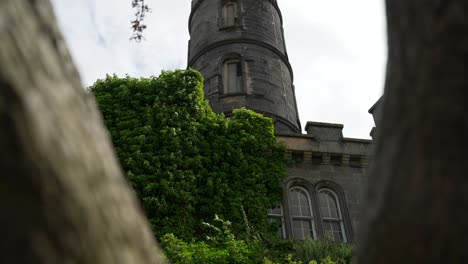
[342,137,373,143]
[305,121,344,129]
[275,132,315,139]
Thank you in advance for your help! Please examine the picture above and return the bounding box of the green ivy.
[90,69,288,241]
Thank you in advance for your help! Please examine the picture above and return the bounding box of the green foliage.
[90,69,354,263]
[290,239,353,264]
[90,69,287,241]
[162,216,262,263]
[263,239,352,264]
[162,216,353,264]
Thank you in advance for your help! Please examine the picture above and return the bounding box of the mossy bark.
[0,0,163,263]
[358,1,468,263]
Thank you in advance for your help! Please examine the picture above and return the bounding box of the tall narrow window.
[223,1,238,27]
[318,189,347,242]
[268,205,286,239]
[224,59,243,93]
[289,187,315,240]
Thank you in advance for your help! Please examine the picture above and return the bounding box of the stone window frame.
[219,0,242,29]
[288,186,317,240]
[317,188,347,242]
[330,153,343,166]
[267,205,286,239]
[349,154,362,168]
[311,152,323,164]
[284,178,317,240]
[291,150,304,162]
[219,53,246,96]
[315,180,354,242]
[282,178,354,242]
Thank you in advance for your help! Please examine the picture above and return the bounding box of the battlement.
[305,121,344,141]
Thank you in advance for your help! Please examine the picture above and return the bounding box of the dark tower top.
[188,0,301,133]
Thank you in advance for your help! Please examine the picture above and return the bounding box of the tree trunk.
[357,1,468,263]
[0,0,163,263]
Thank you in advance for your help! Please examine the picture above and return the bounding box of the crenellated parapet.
[275,121,373,241]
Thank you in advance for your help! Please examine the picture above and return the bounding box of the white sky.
[51,0,386,139]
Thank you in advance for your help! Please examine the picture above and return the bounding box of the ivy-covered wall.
[90,69,288,241]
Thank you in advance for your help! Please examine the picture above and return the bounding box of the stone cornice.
[342,137,373,143]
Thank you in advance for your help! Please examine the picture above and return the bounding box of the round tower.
[188,0,301,133]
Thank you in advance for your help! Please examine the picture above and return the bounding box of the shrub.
[161,216,262,263]
[162,216,353,264]
[291,239,353,264]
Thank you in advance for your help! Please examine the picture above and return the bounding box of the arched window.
[222,1,239,27]
[223,59,243,94]
[318,189,347,242]
[289,187,316,240]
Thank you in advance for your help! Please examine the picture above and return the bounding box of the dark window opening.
[291,151,304,162]
[349,155,362,167]
[330,154,342,166]
[311,152,323,164]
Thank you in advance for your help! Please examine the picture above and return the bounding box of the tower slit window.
[224,59,243,94]
[222,1,239,27]
[318,189,347,242]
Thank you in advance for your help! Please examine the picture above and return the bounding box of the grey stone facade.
[276,123,372,242]
[188,0,301,133]
[187,0,374,243]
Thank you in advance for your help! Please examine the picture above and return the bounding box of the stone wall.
[188,0,300,132]
[276,122,373,242]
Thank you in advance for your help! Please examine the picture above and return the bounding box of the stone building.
[188,0,374,243]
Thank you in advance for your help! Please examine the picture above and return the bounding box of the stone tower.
[188,0,301,133]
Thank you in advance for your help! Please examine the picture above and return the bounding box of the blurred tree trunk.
[0,0,163,263]
[358,0,468,263]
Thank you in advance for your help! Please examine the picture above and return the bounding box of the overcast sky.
[51,0,386,139]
